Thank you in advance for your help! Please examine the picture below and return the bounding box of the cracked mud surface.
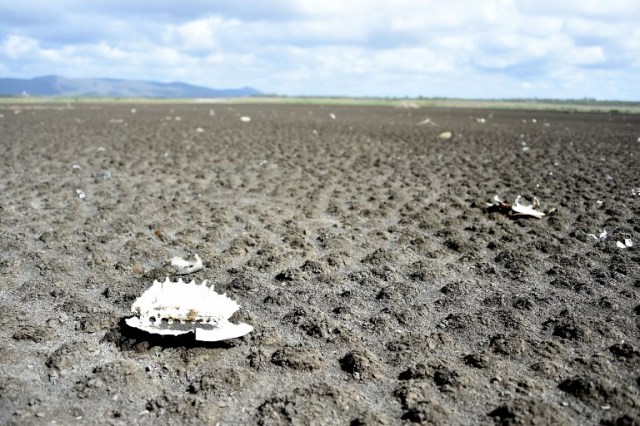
[0,103,639,425]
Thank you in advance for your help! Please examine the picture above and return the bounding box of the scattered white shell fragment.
[75,189,86,199]
[240,116,251,122]
[72,164,81,170]
[96,146,106,152]
[417,117,436,126]
[617,239,633,249]
[171,254,204,275]
[487,195,545,219]
[476,117,486,124]
[98,171,112,180]
[109,118,124,124]
[131,108,136,114]
[196,127,205,133]
[632,188,640,196]
[512,196,545,218]
[125,278,253,342]
[329,113,336,120]
[588,230,608,241]
[438,131,453,140]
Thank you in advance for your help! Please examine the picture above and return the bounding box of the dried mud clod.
[270,345,325,371]
[46,341,101,374]
[558,375,640,409]
[12,324,57,343]
[257,383,361,425]
[339,349,384,379]
[488,398,571,425]
[74,361,149,399]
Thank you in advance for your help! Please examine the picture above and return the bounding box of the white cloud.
[0,0,639,99]
[564,45,605,66]
[165,17,241,52]
[1,35,40,59]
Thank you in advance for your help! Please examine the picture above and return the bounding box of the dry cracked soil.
[0,102,639,425]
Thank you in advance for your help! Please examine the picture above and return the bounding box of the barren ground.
[1,103,639,425]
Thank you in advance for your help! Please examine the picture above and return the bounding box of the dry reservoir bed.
[0,103,639,425]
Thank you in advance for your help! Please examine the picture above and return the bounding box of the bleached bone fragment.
[125,278,253,342]
[438,131,453,140]
[588,230,608,241]
[486,195,545,219]
[616,239,633,249]
[417,117,436,126]
[512,196,545,218]
[240,116,251,122]
[171,254,203,275]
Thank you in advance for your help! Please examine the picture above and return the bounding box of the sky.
[1,0,639,100]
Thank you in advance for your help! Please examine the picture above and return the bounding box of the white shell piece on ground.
[616,239,633,249]
[417,117,436,126]
[486,195,546,219]
[512,196,545,218]
[588,230,608,241]
[125,278,253,342]
[171,254,203,275]
[240,116,251,122]
[438,131,453,140]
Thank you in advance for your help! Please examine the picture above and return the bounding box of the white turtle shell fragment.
[512,195,545,219]
[487,195,545,219]
[171,253,203,275]
[125,278,253,342]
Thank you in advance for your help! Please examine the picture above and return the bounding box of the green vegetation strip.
[1,96,639,114]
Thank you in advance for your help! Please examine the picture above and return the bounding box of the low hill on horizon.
[0,76,261,98]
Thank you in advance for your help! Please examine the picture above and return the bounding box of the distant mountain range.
[0,76,261,98]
